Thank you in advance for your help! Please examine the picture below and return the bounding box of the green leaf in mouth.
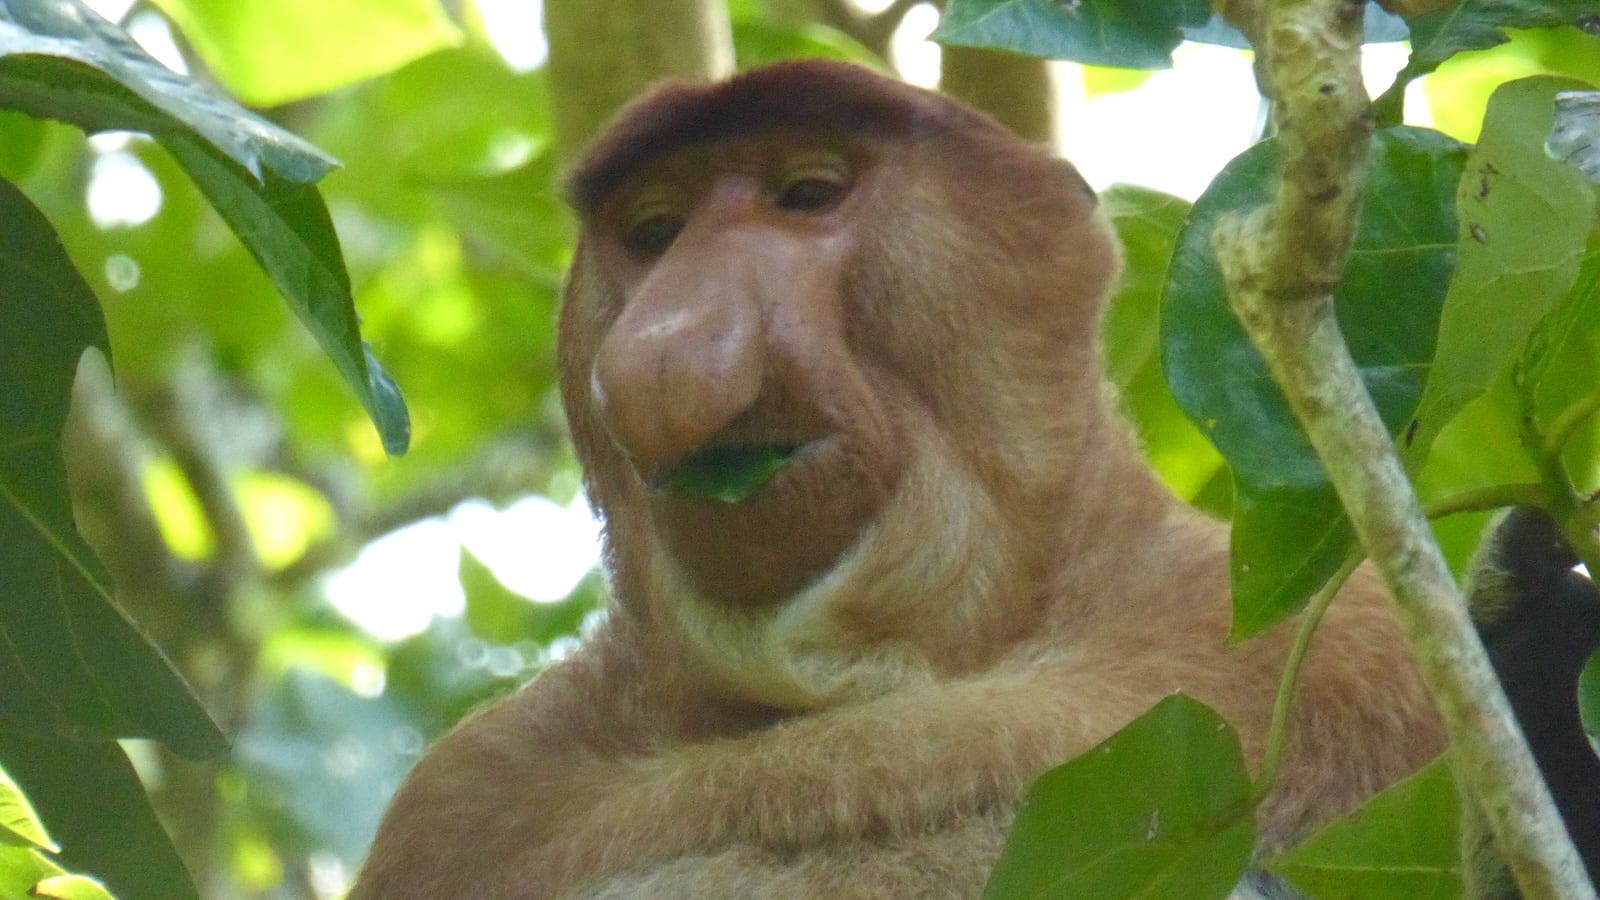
[663,444,798,503]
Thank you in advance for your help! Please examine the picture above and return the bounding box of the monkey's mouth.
[659,443,802,503]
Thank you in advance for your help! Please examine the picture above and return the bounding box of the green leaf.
[0,0,333,181]
[1101,186,1229,512]
[460,548,600,646]
[1162,127,1467,636]
[985,694,1254,900]
[33,873,116,900]
[0,175,224,757]
[0,0,410,453]
[0,760,55,851]
[149,0,459,106]
[0,845,61,898]
[1374,0,1600,117]
[161,134,411,456]
[1269,755,1460,899]
[1405,77,1596,468]
[0,733,195,900]
[732,14,885,71]
[665,444,796,503]
[933,0,1212,69]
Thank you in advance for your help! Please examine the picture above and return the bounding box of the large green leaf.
[1162,128,1467,636]
[985,693,1254,900]
[0,0,410,454]
[162,134,410,455]
[0,846,58,898]
[0,175,224,757]
[0,0,331,180]
[1269,755,1460,899]
[0,760,54,851]
[933,0,1211,69]
[1101,185,1230,512]
[149,0,459,106]
[1374,0,1600,118]
[1405,77,1596,469]
[0,733,194,900]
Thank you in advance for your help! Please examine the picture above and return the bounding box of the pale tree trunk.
[544,0,735,163]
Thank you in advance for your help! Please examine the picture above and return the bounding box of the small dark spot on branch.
[1405,419,1419,446]
[1312,184,1342,202]
[1319,83,1336,95]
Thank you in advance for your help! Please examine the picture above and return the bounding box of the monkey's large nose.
[591,270,765,483]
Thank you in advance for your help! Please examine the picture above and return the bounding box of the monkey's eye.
[624,210,686,258]
[773,165,850,213]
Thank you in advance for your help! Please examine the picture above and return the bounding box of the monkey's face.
[557,66,1118,691]
[569,133,907,606]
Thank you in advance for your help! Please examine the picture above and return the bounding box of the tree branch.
[1211,1,1591,897]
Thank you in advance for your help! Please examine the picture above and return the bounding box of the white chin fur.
[655,442,1015,709]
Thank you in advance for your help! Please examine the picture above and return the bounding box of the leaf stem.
[1542,390,1600,460]
[1424,483,1547,520]
[1252,549,1360,805]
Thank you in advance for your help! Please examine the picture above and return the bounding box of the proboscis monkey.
[353,60,1448,899]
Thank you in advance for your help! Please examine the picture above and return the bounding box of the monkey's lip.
[654,441,809,503]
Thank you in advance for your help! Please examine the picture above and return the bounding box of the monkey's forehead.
[565,59,990,216]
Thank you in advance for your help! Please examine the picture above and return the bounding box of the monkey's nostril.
[657,443,801,502]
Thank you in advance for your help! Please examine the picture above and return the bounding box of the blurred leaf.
[233,669,421,864]
[1269,755,1460,899]
[0,176,223,756]
[233,470,335,570]
[0,0,333,181]
[427,152,572,282]
[0,845,59,897]
[1101,185,1228,511]
[1163,128,1466,636]
[1581,648,1600,735]
[461,548,600,646]
[161,134,411,455]
[33,873,116,900]
[934,0,1212,68]
[0,107,41,176]
[1375,0,1600,117]
[383,617,524,737]
[985,693,1253,900]
[0,760,55,850]
[0,733,195,900]
[1405,77,1595,468]
[731,15,885,70]
[1424,29,1600,143]
[150,0,460,106]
